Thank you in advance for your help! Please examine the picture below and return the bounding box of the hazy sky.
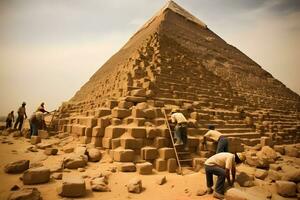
[0,0,299,116]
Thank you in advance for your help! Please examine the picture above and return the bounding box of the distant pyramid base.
[54,1,300,171]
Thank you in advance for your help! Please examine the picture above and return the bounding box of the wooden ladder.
[163,109,193,175]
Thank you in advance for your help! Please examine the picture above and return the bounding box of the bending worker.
[203,125,228,153]
[171,109,188,150]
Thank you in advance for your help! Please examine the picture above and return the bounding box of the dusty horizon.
[1,0,300,116]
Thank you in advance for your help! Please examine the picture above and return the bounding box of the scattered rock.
[52,173,63,180]
[62,145,74,153]
[57,176,86,197]
[281,169,300,182]
[44,148,58,155]
[127,178,142,194]
[90,177,111,192]
[156,176,167,185]
[236,172,254,187]
[23,167,50,185]
[87,148,101,162]
[36,142,52,150]
[27,146,38,152]
[136,162,153,175]
[63,154,87,169]
[116,162,136,172]
[273,145,285,155]
[284,146,299,158]
[5,160,30,174]
[196,188,207,196]
[255,169,268,180]
[30,136,41,145]
[78,168,85,172]
[74,146,87,155]
[268,170,282,181]
[8,188,42,200]
[10,185,20,191]
[225,188,247,200]
[276,181,297,197]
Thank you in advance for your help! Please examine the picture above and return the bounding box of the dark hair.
[234,153,242,164]
[208,125,215,130]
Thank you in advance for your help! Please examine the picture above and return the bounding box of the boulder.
[254,169,268,180]
[276,181,297,197]
[225,188,248,200]
[268,170,282,181]
[127,177,142,193]
[57,176,86,197]
[281,169,300,182]
[23,167,50,185]
[260,146,277,160]
[284,146,299,157]
[196,188,207,196]
[62,145,74,153]
[236,172,254,187]
[87,148,101,162]
[74,146,87,155]
[30,136,41,145]
[44,148,58,155]
[136,162,153,175]
[63,154,87,169]
[90,177,111,192]
[5,160,30,174]
[8,188,41,200]
[156,176,167,185]
[116,162,136,172]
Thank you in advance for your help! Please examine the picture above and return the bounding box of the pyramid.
[56,1,300,170]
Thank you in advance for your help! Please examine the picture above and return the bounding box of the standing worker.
[203,125,228,153]
[36,102,50,114]
[6,111,14,129]
[171,109,188,150]
[204,152,245,199]
[14,102,27,130]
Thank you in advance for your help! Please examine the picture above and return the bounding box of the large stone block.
[95,108,111,117]
[159,148,175,160]
[91,136,102,147]
[127,178,142,193]
[111,108,131,119]
[5,160,30,174]
[157,127,170,138]
[113,148,134,162]
[118,101,134,109]
[72,125,86,136]
[30,136,41,145]
[141,147,158,160]
[120,137,143,149]
[128,127,146,138]
[146,127,159,138]
[80,136,91,144]
[57,176,86,197]
[97,117,111,128]
[112,138,121,149]
[63,154,87,169]
[23,167,50,185]
[104,126,125,138]
[132,118,145,126]
[87,148,101,162]
[106,100,118,109]
[188,137,200,147]
[131,108,145,118]
[116,162,136,172]
[92,126,105,137]
[154,137,171,148]
[154,158,167,172]
[144,108,156,119]
[38,130,50,139]
[167,158,177,173]
[85,127,92,137]
[79,117,97,128]
[276,181,296,197]
[136,162,153,175]
[102,138,112,149]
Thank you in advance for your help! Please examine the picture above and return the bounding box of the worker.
[171,108,188,150]
[29,111,44,136]
[36,102,49,113]
[204,152,246,199]
[203,125,228,153]
[14,102,27,130]
[6,111,14,129]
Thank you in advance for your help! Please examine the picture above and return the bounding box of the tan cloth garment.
[204,152,235,169]
[204,130,223,142]
[171,112,187,124]
[18,106,26,116]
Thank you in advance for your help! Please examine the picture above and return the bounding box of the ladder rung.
[179,159,193,162]
[177,152,190,155]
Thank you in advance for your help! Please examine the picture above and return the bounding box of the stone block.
[104,126,125,138]
[116,162,136,172]
[111,108,131,119]
[154,137,171,148]
[57,176,86,197]
[8,188,41,200]
[111,118,122,126]
[159,148,175,160]
[132,118,145,126]
[113,148,134,162]
[30,136,41,145]
[23,167,50,185]
[141,147,158,160]
[92,126,105,137]
[112,138,121,149]
[95,108,111,117]
[131,108,145,118]
[102,138,112,149]
[131,89,146,97]
[80,136,91,144]
[146,127,159,138]
[188,137,200,147]
[79,117,97,128]
[260,136,273,147]
[154,158,167,172]
[144,108,156,119]
[136,162,153,175]
[127,177,142,193]
[128,127,146,138]
[72,125,86,136]
[5,160,30,174]
[120,137,143,149]
[157,127,170,137]
[276,181,296,197]
[125,96,146,103]
[63,154,87,169]
[167,158,177,173]
[44,148,58,156]
[118,101,134,109]
[97,117,111,128]
[193,158,206,169]
[106,100,118,109]
[91,137,102,147]
[38,130,50,139]
[85,127,92,137]
[87,148,101,162]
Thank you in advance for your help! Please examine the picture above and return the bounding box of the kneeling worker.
[171,109,188,149]
[204,152,245,199]
[203,125,228,153]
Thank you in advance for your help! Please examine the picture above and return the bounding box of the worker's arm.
[230,164,236,186]
[225,168,231,185]
[171,114,176,123]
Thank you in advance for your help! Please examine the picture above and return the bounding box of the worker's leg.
[174,125,182,144]
[214,167,226,195]
[18,116,24,130]
[14,116,20,129]
[216,137,228,153]
[204,165,214,190]
[181,125,188,145]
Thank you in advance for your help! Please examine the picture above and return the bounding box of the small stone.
[23,167,50,185]
[87,148,102,162]
[90,177,111,192]
[5,160,30,174]
[156,176,167,185]
[78,168,85,172]
[52,173,63,180]
[127,178,142,194]
[44,148,58,155]
[30,136,41,145]
[57,176,86,197]
[196,188,207,196]
[10,185,20,191]
[8,188,41,200]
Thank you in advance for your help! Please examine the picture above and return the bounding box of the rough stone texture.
[23,167,50,185]
[87,148,101,162]
[136,162,153,175]
[5,160,30,174]
[127,178,142,193]
[141,146,158,160]
[154,158,167,171]
[167,158,177,173]
[284,146,299,157]
[8,188,42,200]
[275,181,297,197]
[30,136,41,145]
[113,148,134,162]
[159,148,175,160]
[255,169,268,180]
[281,169,300,182]
[90,177,111,192]
[225,188,248,200]
[44,148,58,155]
[63,154,87,169]
[74,146,87,155]
[57,176,86,197]
[236,172,254,187]
[116,162,136,172]
[156,176,167,185]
